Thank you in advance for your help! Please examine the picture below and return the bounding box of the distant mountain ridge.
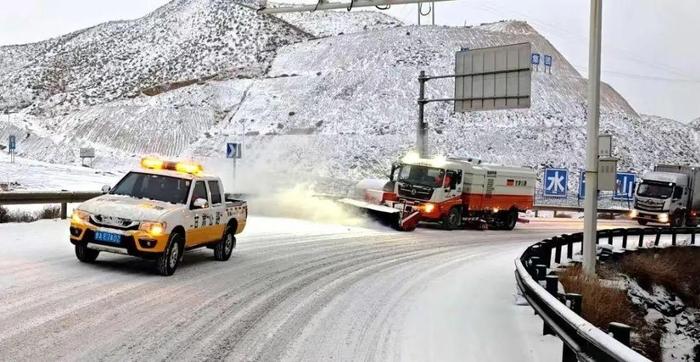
[0,1,697,189]
[0,0,310,116]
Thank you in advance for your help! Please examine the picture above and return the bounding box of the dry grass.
[558,265,661,360]
[559,265,639,327]
[617,247,700,308]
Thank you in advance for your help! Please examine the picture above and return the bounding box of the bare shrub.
[37,206,61,220]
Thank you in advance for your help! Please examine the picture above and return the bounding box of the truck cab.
[633,165,699,227]
[69,157,247,275]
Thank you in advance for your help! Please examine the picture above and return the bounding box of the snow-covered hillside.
[0,2,698,192]
[0,0,309,117]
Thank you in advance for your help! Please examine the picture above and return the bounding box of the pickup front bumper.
[70,222,169,258]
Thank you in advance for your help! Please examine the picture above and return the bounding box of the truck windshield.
[637,181,673,199]
[398,164,445,187]
[111,172,191,204]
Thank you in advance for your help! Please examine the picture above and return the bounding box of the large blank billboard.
[455,43,532,112]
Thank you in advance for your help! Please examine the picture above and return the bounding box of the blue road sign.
[531,53,541,65]
[578,171,586,199]
[544,55,553,67]
[614,172,637,201]
[226,143,241,159]
[544,168,568,198]
[8,135,16,152]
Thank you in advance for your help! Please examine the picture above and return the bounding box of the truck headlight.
[421,203,435,213]
[658,213,669,223]
[140,222,167,236]
[629,210,638,218]
[71,210,90,224]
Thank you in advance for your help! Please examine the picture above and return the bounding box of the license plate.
[95,231,122,244]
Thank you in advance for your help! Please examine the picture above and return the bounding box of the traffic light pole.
[583,0,603,276]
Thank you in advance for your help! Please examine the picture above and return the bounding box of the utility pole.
[583,0,603,276]
[417,70,427,157]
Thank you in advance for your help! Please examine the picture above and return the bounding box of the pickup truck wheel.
[637,219,648,226]
[75,244,99,263]
[442,207,462,230]
[214,228,235,261]
[156,233,183,276]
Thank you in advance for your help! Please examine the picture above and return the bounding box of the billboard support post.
[417,71,427,157]
[415,43,532,158]
[583,0,603,277]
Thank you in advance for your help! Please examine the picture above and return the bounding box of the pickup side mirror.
[101,185,111,194]
[192,198,209,209]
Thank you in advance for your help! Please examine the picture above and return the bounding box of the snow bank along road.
[0,216,633,361]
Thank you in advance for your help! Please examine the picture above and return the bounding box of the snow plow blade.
[337,198,404,229]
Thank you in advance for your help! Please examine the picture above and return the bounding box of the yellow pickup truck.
[69,157,247,276]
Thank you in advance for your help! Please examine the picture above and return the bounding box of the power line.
[572,64,700,83]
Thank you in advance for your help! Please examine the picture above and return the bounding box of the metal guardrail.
[532,204,630,217]
[515,226,699,361]
[0,191,103,219]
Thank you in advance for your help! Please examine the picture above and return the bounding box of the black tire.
[442,207,462,230]
[637,219,648,226]
[501,210,518,231]
[214,228,236,261]
[671,213,686,228]
[156,233,183,276]
[75,244,99,263]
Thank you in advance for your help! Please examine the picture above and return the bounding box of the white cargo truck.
[632,164,700,227]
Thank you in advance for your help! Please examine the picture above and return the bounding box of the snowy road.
[0,217,633,361]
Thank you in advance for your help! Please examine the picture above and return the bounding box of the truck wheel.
[156,233,183,276]
[214,228,236,261]
[637,219,648,226]
[502,210,518,231]
[671,213,685,228]
[442,207,462,230]
[75,244,99,263]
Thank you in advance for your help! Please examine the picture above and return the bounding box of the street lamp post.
[583,0,603,276]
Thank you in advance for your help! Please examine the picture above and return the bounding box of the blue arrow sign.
[8,135,16,152]
[543,168,568,198]
[226,143,240,159]
[531,53,541,65]
[613,172,636,201]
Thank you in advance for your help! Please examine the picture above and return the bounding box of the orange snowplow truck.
[340,154,536,231]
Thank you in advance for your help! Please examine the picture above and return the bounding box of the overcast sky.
[1,0,698,122]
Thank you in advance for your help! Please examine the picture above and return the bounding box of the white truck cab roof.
[642,171,687,186]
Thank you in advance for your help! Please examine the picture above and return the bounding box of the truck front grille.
[634,200,664,212]
[90,215,140,230]
[397,184,434,201]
